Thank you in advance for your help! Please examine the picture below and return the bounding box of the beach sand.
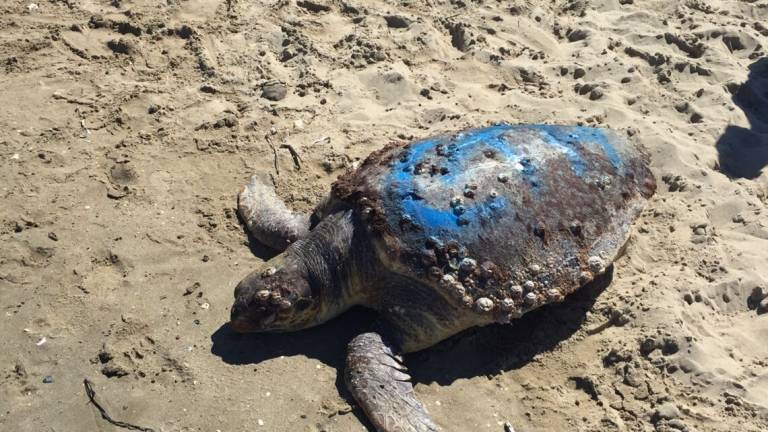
[1,0,767,431]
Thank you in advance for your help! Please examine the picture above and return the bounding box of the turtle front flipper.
[345,332,439,432]
[238,175,310,251]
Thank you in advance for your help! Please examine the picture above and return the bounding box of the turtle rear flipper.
[346,332,439,432]
[238,175,310,251]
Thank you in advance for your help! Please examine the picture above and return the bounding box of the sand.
[1,0,767,431]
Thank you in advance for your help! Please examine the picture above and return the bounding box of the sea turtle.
[229,124,656,431]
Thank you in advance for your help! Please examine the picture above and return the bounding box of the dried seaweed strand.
[83,379,155,432]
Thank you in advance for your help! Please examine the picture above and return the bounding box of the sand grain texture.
[1,0,767,431]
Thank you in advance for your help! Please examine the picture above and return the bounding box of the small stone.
[662,337,680,355]
[48,232,58,241]
[689,112,704,123]
[567,29,590,42]
[758,297,768,315]
[573,67,586,79]
[589,88,604,100]
[450,196,463,207]
[683,293,693,305]
[42,375,54,384]
[261,82,287,101]
[199,84,217,94]
[620,77,631,84]
[497,173,509,183]
[384,15,411,29]
[749,286,767,303]
[101,364,129,378]
[640,336,660,356]
[106,39,135,55]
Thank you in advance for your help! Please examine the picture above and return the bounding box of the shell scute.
[332,124,655,320]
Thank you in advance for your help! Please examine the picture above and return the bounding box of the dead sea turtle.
[230,124,656,431]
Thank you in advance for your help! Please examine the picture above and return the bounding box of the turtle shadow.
[407,267,613,385]
[210,307,377,427]
[715,57,768,179]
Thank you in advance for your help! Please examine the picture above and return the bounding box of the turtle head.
[229,256,318,333]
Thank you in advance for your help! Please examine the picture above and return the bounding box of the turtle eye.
[295,298,312,311]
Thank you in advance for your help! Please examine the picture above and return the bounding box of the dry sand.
[1,0,768,431]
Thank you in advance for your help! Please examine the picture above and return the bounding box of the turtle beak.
[229,301,277,333]
[229,301,257,333]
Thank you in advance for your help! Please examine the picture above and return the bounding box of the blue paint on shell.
[383,124,624,236]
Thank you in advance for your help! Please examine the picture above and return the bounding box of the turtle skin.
[333,124,656,324]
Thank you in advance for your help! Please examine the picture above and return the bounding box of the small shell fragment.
[261,267,277,277]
